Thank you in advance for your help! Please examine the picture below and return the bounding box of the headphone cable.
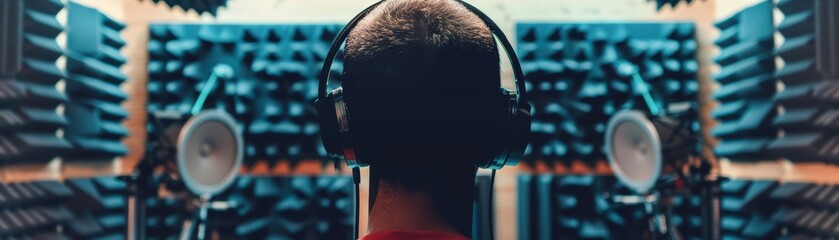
[352,167,362,240]
[488,169,497,240]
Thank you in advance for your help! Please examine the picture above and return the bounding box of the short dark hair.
[343,0,501,188]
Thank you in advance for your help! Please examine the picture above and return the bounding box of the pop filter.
[605,109,691,194]
[604,108,719,240]
[175,110,243,197]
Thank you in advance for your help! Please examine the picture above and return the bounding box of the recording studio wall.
[146,24,343,167]
[139,0,228,16]
[516,175,839,240]
[64,2,129,161]
[650,0,704,11]
[0,175,356,240]
[711,0,779,161]
[0,177,181,239]
[771,181,839,238]
[769,0,839,163]
[63,177,138,239]
[517,174,635,240]
[204,175,352,239]
[516,174,704,240]
[719,179,780,239]
[0,181,74,239]
[9,178,839,240]
[720,179,839,239]
[0,0,71,164]
[517,22,698,167]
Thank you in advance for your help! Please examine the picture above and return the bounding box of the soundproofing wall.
[64,2,129,161]
[517,176,839,239]
[147,24,343,167]
[63,177,135,239]
[0,0,71,164]
[0,176,183,239]
[768,0,839,163]
[0,175,356,240]
[770,181,839,238]
[0,181,75,239]
[719,179,780,239]
[711,0,779,161]
[721,179,839,239]
[516,23,698,167]
[65,175,357,240]
[207,175,353,239]
[516,174,706,240]
[139,0,228,16]
[649,0,704,11]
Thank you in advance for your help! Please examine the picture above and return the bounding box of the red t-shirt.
[361,230,470,240]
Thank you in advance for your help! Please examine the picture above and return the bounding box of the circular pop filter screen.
[605,110,662,194]
[177,110,243,197]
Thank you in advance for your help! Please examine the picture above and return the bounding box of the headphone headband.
[317,0,530,107]
[315,0,531,170]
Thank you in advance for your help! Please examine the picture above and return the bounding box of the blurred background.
[1,0,838,239]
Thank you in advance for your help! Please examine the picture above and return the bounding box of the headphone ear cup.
[315,96,343,159]
[507,103,532,164]
[481,90,529,169]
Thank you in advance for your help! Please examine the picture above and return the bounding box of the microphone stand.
[123,157,151,240]
[125,64,235,240]
[179,196,239,240]
[179,196,210,240]
[125,112,176,240]
[612,192,682,240]
[617,65,719,240]
[695,158,721,240]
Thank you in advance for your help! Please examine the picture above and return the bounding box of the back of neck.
[367,179,474,237]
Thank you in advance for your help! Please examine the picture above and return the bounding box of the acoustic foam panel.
[1,177,185,240]
[768,0,839,163]
[516,23,699,167]
[719,179,781,239]
[139,0,227,16]
[147,24,343,167]
[207,175,353,240]
[770,182,839,238]
[670,193,704,239]
[720,179,839,239]
[64,2,129,161]
[65,176,189,240]
[711,0,780,161]
[63,177,132,240]
[516,177,839,240]
[0,0,71,164]
[517,174,705,240]
[649,0,705,11]
[78,175,356,240]
[0,175,358,240]
[0,181,74,239]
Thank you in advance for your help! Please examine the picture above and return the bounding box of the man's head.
[343,0,501,189]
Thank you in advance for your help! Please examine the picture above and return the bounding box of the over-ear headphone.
[315,0,532,170]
